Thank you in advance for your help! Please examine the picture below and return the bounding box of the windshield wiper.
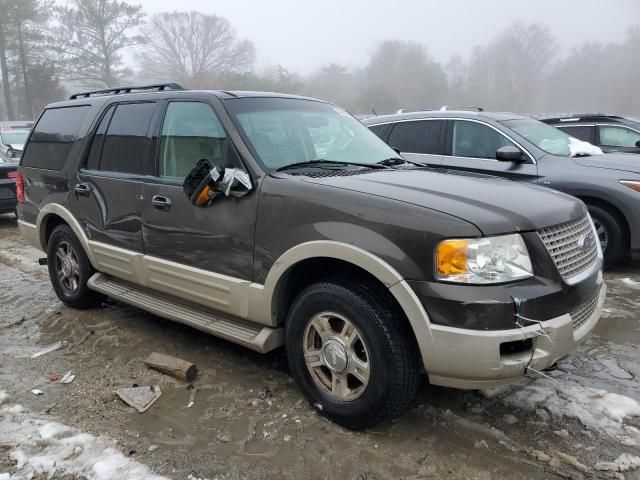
[377,157,424,167]
[276,159,389,172]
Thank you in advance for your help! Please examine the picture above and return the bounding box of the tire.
[587,204,624,267]
[285,279,420,429]
[47,224,103,309]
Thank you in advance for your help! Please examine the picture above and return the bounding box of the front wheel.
[47,224,103,309]
[285,280,420,429]
[587,204,624,267]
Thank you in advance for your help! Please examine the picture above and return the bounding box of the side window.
[22,106,91,170]
[599,125,640,147]
[86,105,115,170]
[99,102,156,174]
[388,120,444,154]
[557,125,593,143]
[452,120,516,159]
[368,123,390,140]
[160,102,239,178]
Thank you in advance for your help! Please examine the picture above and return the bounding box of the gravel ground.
[0,213,639,480]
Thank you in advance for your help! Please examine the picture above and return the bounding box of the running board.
[88,273,283,353]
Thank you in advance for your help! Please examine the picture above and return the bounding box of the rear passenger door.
[140,99,258,309]
[70,101,157,255]
[386,120,445,166]
[441,119,538,182]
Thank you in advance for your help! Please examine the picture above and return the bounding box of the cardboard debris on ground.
[144,352,197,382]
[116,386,162,413]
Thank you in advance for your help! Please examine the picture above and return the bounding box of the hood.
[302,169,586,235]
[572,152,640,173]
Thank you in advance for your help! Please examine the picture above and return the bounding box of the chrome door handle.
[74,183,91,196]
[151,195,171,211]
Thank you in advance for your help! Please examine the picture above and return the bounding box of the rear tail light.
[7,170,17,179]
[16,171,25,203]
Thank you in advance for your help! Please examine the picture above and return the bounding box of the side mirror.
[496,146,525,162]
[183,159,252,207]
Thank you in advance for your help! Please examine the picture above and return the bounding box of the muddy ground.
[0,213,639,480]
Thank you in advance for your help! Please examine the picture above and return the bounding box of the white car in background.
[0,121,32,164]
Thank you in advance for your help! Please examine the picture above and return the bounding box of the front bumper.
[423,281,605,389]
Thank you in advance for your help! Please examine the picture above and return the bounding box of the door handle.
[151,195,172,211]
[74,183,91,196]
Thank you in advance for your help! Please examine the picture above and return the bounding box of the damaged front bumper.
[423,281,606,390]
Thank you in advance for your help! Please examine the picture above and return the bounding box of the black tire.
[285,279,420,429]
[587,204,624,267]
[47,224,103,308]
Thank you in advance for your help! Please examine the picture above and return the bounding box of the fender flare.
[257,241,437,369]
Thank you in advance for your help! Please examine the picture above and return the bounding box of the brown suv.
[17,84,605,429]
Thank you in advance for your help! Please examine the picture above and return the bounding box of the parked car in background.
[0,163,18,216]
[542,115,640,154]
[17,84,604,428]
[364,110,640,265]
[0,121,32,164]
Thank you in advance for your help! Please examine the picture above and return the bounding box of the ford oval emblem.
[577,233,594,251]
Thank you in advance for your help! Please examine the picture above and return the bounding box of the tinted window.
[388,120,444,154]
[22,106,90,170]
[599,125,640,147]
[369,123,389,140]
[86,105,115,170]
[452,120,516,159]
[557,125,593,143]
[160,102,240,178]
[100,102,156,174]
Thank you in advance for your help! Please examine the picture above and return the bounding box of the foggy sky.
[135,0,640,73]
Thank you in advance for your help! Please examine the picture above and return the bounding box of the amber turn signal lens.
[436,239,469,276]
[620,180,640,193]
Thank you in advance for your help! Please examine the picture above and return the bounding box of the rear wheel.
[47,224,103,308]
[587,204,624,266]
[285,279,420,429]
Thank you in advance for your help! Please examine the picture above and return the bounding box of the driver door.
[441,119,538,183]
[141,99,258,311]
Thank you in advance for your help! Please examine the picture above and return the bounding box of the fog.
[0,0,639,120]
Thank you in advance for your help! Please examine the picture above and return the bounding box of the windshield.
[1,130,29,147]
[502,118,576,156]
[223,97,398,170]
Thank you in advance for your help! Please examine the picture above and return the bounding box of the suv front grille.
[537,215,598,281]
[569,290,600,330]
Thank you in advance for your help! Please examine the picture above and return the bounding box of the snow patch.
[568,137,603,157]
[0,390,169,480]
[484,379,640,445]
[621,277,640,289]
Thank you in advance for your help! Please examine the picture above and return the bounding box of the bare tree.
[139,11,255,88]
[465,23,556,111]
[52,0,144,87]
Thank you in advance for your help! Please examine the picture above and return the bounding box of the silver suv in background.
[0,121,32,164]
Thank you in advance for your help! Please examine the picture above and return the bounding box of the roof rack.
[69,83,185,100]
[439,105,484,112]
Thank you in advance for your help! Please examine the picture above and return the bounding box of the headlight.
[620,180,640,192]
[435,234,533,284]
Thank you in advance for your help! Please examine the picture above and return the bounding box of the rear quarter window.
[21,106,91,170]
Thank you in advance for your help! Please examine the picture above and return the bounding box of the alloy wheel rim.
[303,311,370,401]
[55,241,80,294]
[592,219,609,252]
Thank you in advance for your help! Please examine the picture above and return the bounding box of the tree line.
[0,0,638,120]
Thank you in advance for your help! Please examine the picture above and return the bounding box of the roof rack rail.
[439,105,484,112]
[69,83,185,100]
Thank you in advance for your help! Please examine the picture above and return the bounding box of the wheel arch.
[577,195,630,249]
[36,203,96,267]
[260,241,436,369]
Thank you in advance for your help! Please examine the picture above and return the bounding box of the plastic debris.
[115,386,162,413]
[31,389,43,396]
[60,371,75,384]
[31,341,64,359]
